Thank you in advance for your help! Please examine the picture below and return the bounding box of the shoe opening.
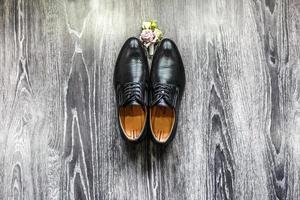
[150,106,175,143]
[119,105,147,141]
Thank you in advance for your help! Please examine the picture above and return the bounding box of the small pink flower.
[139,29,157,47]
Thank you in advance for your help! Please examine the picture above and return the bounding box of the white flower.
[154,28,163,41]
[142,22,151,30]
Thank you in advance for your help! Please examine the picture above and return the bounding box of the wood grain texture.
[0,0,299,199]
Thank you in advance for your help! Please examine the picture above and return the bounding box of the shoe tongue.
[155,98,170,107]
[127,100,141,106]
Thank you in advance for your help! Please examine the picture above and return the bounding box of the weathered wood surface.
[0,0,300,199]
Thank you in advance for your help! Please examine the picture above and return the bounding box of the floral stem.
[149,43,154,56]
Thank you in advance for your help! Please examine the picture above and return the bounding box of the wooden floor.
[0,0,300,199]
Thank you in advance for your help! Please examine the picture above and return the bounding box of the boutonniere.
[139,20,163,56]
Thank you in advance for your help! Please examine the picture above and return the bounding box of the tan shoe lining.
[119,105,147,140]
[150,106,175,142]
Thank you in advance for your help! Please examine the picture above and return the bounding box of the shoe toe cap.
[126,37,141,48]
[160,38,177,50]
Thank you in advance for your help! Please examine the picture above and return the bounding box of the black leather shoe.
[114,37,149,142]
[149,38,185,144]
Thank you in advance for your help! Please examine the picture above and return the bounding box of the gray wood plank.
[0,0,300,199]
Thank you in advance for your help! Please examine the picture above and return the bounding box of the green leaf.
[150,20,158,30]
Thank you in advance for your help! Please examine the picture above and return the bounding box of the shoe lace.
[152,83,173,104]
[121,82,143,105]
